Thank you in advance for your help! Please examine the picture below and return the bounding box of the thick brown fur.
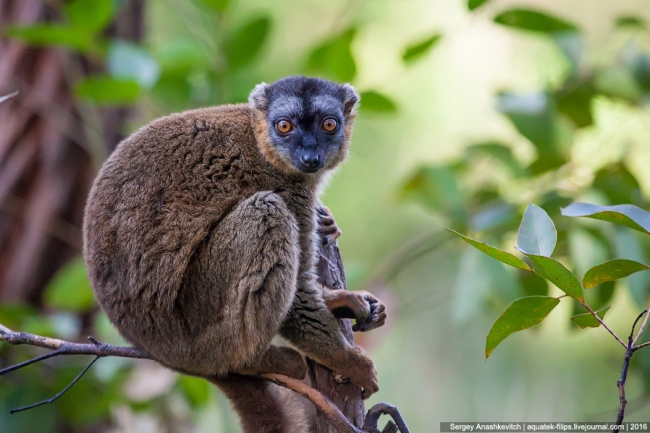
[84,77,382,433]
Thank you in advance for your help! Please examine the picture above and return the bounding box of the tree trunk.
[311,241,366,432]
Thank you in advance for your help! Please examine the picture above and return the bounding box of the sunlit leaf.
[224,16,271,70]
[571,306,610,329]
[444,227,531,271]
[307,28,356,82]
[561,203,650,234]
[108,41,160,88]
[4,25,93,52]
[402,34,442,64]
[524,255,584,302]
[494,9,578,34]
[468,0,490,11]
[516,204,557,257]
[76,76,140,105]
[43,257,95,312]
[359,91,397,113]
[485,296,560,359]
[65,0,114,32]
[583,259,649,289]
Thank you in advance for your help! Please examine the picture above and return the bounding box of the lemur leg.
[176,191,300,376]
[322,288,387,332]
[234,345,306,379]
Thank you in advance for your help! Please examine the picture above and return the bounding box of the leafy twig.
[582,303,627,349]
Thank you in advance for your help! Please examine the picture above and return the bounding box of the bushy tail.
[209,374,310,433]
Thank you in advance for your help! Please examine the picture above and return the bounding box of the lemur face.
[250,76,359,174]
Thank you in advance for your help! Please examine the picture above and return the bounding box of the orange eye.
[322,118,337,132]
[276,119,293,133]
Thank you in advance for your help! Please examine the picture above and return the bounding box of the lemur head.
[249,76,360,175]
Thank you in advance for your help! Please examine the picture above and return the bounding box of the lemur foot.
[341,346,379,399]
[323,289,387,333]
[317,205,342,246]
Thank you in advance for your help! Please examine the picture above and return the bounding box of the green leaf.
[555,75,595,128]
[494,9,578,34]
[4,25,93,52]
[155,38,210,77]
[76,76,140,105]
[43,257,95,312]
[516,204,557,257]
[561,203,650,234]
[195,0,229,12]
[359,91,397,113]
[307,28,356,82]
[524,255,584,302]
[496,92,567,174]
[571,306,610,329]
[593,163,642,206]
[177,375,211,408]
[224,16,271,70]
[108,41,160,88]
[402,34,442,64]
[65,0,114,32]
[583,259,649,289]
[468,0,490,11]
[485,296,560,359]
[594,66,642,102]
[0,91,18,105]
[399,165,465,219]
[444,227,531,271]
[616,16,646,30]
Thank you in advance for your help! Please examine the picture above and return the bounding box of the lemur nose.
[301,154,320,168]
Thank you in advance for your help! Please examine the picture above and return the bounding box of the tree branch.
[0,325,409,432]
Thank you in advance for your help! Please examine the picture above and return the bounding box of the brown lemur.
[83,76,387,432]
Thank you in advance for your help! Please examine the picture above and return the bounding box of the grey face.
[267,94,346,173]
[252,77,357,174]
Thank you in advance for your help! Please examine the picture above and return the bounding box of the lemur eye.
[322,118,338,132]
[276,119,293,134]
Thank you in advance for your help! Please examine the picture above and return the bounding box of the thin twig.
[612,312,642,432]
[632,309,650,347]
[582,303,627,349]
[10,356,99,413]
[363,402,411,433]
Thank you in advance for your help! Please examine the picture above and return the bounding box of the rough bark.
[311,241,366,432]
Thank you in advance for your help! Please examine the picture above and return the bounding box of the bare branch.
[1,324,411,432]
[632,310,649,348]
[10,356,99,413]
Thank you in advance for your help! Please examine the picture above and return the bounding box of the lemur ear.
[249,82,269,111]
[341,83,360,117]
